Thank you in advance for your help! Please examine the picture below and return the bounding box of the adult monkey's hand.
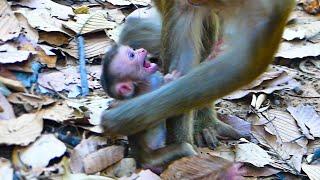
[102,0,294,135]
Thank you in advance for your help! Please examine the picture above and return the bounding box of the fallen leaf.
[121,170,160,180]
[0,51,31,64]
[43,101,82,123]
[8,93,55,111]
[83,146,125,174]
[236,142,273,167]
[225,70,299,99]
[283,21,320,41]
[0,0,21,42]
[70,136,108,173]
[61,33,112,59]
[161,155,243,180]
[302,164,320,180]
[105,158,136,178]
[63,11,117,34]
[0,93,15,120]
[106,0,151,6]
[0,158,13,180]
[0,113,43,146]
[15,12,39,42]
[16,8,70,35]
[39,31,69,46]
[276,41,320,59]
[261,109,308,146]
[13,134,66,169]
[218,114,252,138]
[13,0,74,20]
[288,105,320,138]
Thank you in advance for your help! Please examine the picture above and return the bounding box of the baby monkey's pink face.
[110,45,158,80]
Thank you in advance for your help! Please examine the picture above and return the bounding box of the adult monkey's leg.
[102,0,295,135]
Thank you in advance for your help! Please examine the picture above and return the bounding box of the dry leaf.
[106,0,151,6]
[225,70,299,99]
[13,0,74,20]
[120,169,160,180]
[0,158,13,180]
[17,8,70,35]
[0,93,15,120]
[0,0,21,42]
[0,113,43,146]
[276,41,320,59]
[236,142,273,167]
[218,114,252,138]
[13,134,66,169]
[83,146,125,174]
[0,51,31,64]
[43,102,82,123]
[8,93,55,110]
[261,109,308,146]
[61,33,112,59]
[15,12,39,42]
[288,105,320,138]
[70,136,108,173]
[302,164,320,180]
[63,11,117,34]
[283,21,320,41]
[38,70,66,92]
[39,31,69,46]
[161,155,243,180]
[105,158,136,178]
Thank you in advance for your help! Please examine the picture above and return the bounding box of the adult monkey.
[102,0,295,168]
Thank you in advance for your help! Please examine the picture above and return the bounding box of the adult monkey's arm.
[102,0,295,135]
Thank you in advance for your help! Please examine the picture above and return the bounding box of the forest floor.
[0,0,319,179]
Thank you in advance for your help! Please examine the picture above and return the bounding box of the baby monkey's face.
[110,45,158,80]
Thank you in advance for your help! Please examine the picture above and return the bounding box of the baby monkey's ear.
[114,80,135,99]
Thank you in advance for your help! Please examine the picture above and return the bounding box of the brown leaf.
[288,105,320,138]
[61,33,111,59]
[236,142,273,167]
[0,76,26,92]
[8,93,55,111]
[0,0,21,42]
[39,31,69,46]
[0,51,31,64]
[261,109,308,146]
[15,12,39,42]
[70,136,108,173]
[83,146,125,174]
[0,93,15,120]
[0,112,43,146]
[218,114,252,138]
[161,155,244,180]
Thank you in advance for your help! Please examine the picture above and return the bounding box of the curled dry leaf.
[218,114,252,139]
[70,136,108,173]
[0,113,43,146]
[236,142,273,167]
[83,146,125,174]
[282,21,320,41]
[288,105,320,138]
[161,155,244,180]
[15,12,39,42]
[13,134,66,169]
[0,0,21,42]
[0,158,13,180]
[302,164,320,180]
[63,11,117,34]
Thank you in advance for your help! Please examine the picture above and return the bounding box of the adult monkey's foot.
[194,106,249,149]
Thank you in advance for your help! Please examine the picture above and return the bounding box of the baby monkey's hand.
[164,70,181,84]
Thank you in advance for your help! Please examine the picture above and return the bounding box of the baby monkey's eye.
[128,52,135,60]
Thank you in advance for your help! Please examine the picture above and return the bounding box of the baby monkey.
[101,44,196,173]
